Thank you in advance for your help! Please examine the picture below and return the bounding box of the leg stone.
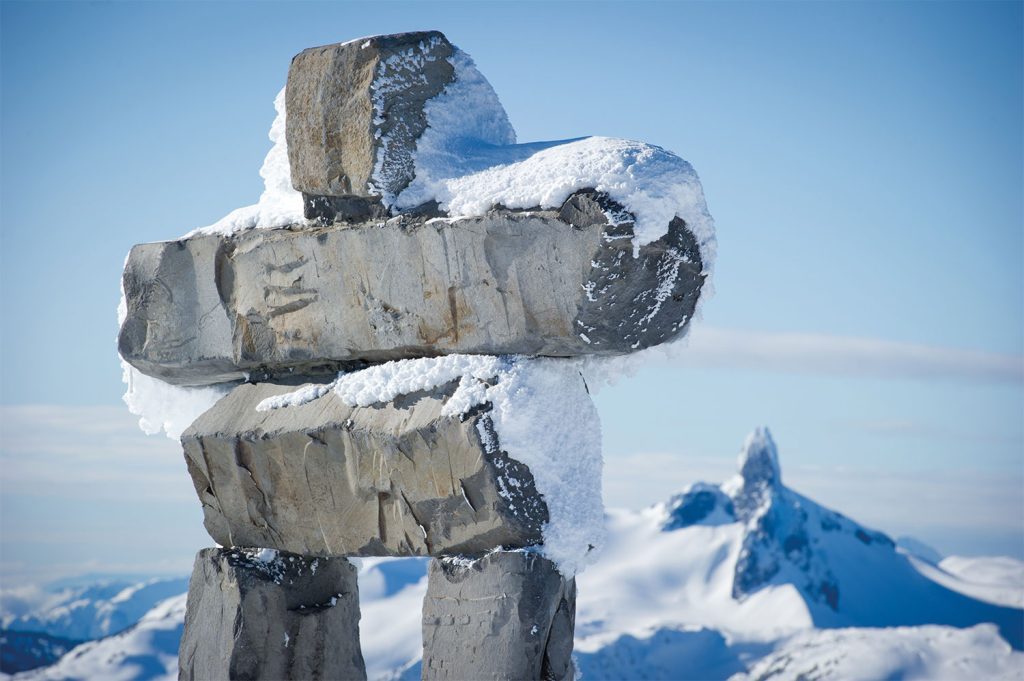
[179,548,366,681]
[421,551,575,681]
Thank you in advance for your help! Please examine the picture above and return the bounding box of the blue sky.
[1,1,1021,583]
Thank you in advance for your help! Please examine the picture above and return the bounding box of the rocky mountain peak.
[736,426,781,491]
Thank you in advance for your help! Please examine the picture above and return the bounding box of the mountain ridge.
[4,428,1021,680]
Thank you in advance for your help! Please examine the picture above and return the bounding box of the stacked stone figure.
[119,31,710,681]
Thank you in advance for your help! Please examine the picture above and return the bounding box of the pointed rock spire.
[737,426,781,489]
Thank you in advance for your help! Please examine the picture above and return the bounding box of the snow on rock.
[366,34,450,203]
[577,507,815,649]
[117,253,231,439]
[397,135,716,264]
[185,88,303,238]
[734,624,1024,681]
[11,441,1024,680]
[176,41,715,271]
[118,37,716,435]
[257,355,605,576]
[661,483,736,531]
[370,44,515,205]
[732,426,781,492]
[0,630,81,675]
[120,361,229,439]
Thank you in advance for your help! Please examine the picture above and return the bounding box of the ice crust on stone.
[379,46,517,204]
[257,355,605,576]
[366,34,446,203]
[368,42,515,204]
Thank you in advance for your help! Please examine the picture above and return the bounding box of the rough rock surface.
[286,31,453,209]
[179,548,365,681]
[119,191,705,386]
[422,551,575,681]
[182,381,548,557]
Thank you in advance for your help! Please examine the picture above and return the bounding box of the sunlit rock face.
[118,191,704,387]
[181,380,550,558]
[422,552,576,681]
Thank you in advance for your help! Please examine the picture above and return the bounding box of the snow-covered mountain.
[640,428,1022,644]
[5,428,1022,680]
[3,561,428,681]
[737,624,1018,681]
[0,631,82,675]
[6,595,186,681]
[1,577,189,643]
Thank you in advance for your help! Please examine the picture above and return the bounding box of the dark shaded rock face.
[118,192,705,387]
[662,484,735,531]
[422,551,576,681]
[286,31,454,205]
[181,381,548,558]
[727,429,891,612]
[179,548,365,681]
[731,436,844,610]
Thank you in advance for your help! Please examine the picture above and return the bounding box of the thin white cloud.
[0,405,207,585]
[844,418,1021,445]
[0,405,190,500]
[668,326,1023,383]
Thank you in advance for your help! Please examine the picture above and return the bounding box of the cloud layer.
[670,326,1023,383]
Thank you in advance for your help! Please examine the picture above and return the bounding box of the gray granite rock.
[286,31,454,211]
[421,552,575,681]
[119,192,705,386]
[182,381,548,557]
[179,548,365,681]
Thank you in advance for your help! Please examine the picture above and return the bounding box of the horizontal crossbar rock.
[119,191,704,386]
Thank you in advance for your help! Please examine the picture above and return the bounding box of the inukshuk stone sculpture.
[118,30,715,681]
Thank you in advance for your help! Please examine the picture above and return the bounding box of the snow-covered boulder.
[182,379,547,559]
[179,548,364,681]
[286,31,515,217]
[182,356,604,574]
